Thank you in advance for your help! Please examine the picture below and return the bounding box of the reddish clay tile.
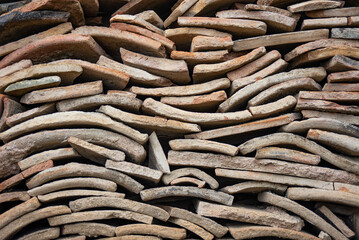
[19,0,85,27]
[0,34,107,69]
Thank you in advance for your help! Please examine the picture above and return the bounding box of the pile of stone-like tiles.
[0,0,359,239]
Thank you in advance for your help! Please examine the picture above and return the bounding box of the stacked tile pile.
[0,0,359,239]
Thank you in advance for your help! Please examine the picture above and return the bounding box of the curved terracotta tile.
[0,34,106,69]
[69,196,170,221]
[0,10,69,45]
[0,128,146,178]
[72,26,166,58]
[0,22,73,58]
[19,0,85,27]
[228,225,321,240]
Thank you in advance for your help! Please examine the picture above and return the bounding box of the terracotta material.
[323,83,359,92]
[230,58,288,90]
[248,95,297,119]
[247,78,321,106]
[0,22,72,58]
[148,132,170,174]
[288,187,359,208]
[51,59,130,90]
[0,197,41,230]
[178,16,266,38]
[0,128,146,178]
[290,47,359,69]
[300,90,359,103]
[28,177,118,196]
[110,14,164,35]
[121,48,191,85]
[307,7,359,18]
[217,9,297,32]
[115,224,186,240]
[79,0,99,17]
[218,168,333,189]
[0,10,70,45]
[221,181,287,195]
[0,34,107,68]
[21,160,53,178]
[142,98,252,126]
[161,205,227,237]
[62,222,116,238]
[0,97,27,132]
[169,139,238,156]
[19,0,85,26]
[191,36,233,52]
[27,162,144,193]
[4,76,61,97]
[192,47,266,83]
[37,190,125,203]
[0,61,83,92]
[0,59,32,78]
[140,186,234,205]
[72,26,166,58]
[106,160,163,184]
[196,200,304,230]
[136,10,164,29]
[0,173,24,193]
[97,56,173,87]
[307,129,359,156]
[238,132,359,176]
[285,39,359,62]
[131,78,229,97]
[0,206,71,240]
[56,93,141,113]
[228,225,321,240]
[227,50,281,81]
[324,55,359,72]
[165,27,231,50]
[256,0,307,7]
[222,67,326,112]
[255,147,321,165]
[110,22,175,51]
[168,217,214,240]
[317,206,355,238]
[245,3,300,20]
[164,0,198,27]
[170,50,228,66]
[111,0,169,16]
[0,192,30,204]
[258,192,347,240]
[16,228,60,240]
[161,90,227,112]
[0,1,30,15]
[233,29,329,52]
[182,0,244,17]
[185,113,300,140]
[98,105,201,135]
[69,196,169,221]
[169,150,358,184]
[20,81,103,105]
[328,71,359,83]
[170,177,206,188]
[69,137,125,164]
[48,210,153,226]
[332,28,359,40]
[162,167,219,190]
[301,110,359,126]
[18,148,79,171]
[288,0,343,13]
[295,98,359,115]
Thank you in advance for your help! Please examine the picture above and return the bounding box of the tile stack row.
[0,0,359,239]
